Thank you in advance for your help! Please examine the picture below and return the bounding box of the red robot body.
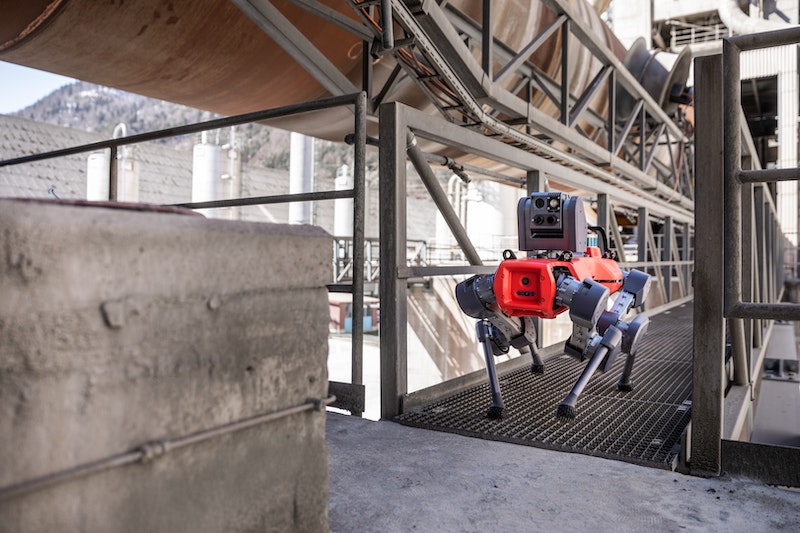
[455,192,651,419]
[493,246,625,318]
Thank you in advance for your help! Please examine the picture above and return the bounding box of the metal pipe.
[560,19,570,125]
[729,302,800,321]
[740,167,800,183]
[108,146,118,202]
[172,189,353,210]
[350,91,367,417]
[481,0,492,76]
[718,0,792,36]
[0,93,362,169]
[728,26,800,50]
[380,0,393,50]
[721,37,752,388]
[723,38,742,314]
[0,395,335,502]
[405,130,482,266]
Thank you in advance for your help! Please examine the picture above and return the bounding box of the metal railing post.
[721,38,750,388]
[682,222,692,295]
[109,146,119,201]
[692,54,725,477]
[662,216,673,302]
[379,102,408,419]
[350,92,367,417]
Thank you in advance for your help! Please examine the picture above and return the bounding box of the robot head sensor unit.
[517,192,587,253]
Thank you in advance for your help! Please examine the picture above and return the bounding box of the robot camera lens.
[534,198,545,208]
[533,215,544,225]
[546,215,557,224]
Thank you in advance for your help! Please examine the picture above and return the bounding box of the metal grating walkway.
[396,302,693,470]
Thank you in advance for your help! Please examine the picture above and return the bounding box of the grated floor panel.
[396,302,694,469]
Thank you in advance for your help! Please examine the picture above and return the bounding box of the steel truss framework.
[231,1,698,429]
[234,0,694,220]
[377,101,695,419]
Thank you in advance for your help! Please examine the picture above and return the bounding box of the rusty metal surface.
[0,1,358,116]
[396,302,694,469]
[0,1,622,141]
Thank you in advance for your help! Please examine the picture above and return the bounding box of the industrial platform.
[396,302,693,470]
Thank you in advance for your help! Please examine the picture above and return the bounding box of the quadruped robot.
[455,192,651,420]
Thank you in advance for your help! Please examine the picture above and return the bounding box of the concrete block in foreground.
[0,199,332,532]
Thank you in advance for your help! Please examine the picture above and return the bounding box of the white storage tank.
[192,129,241,220]
[86,151,110,201]
[333,164,354,238]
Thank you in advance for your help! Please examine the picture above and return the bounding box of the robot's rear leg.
[616,352,636,392]
[519,317,544,374]
[615,314,649,392]
[476,321,505,419]
[518,344,544,375]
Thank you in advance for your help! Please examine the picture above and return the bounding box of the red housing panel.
[493,247,624,318]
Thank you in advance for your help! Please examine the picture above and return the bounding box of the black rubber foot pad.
[531,364,545,375]
[556,403,576,419]
[487,405,504,419]
[617,382,634,392]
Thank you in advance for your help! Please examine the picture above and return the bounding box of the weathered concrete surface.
[328,413,800,532]
[0,199,331,532]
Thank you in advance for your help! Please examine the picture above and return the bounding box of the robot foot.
[556,403,576,419]
[530,363,545,375]
[616,379,634,392]
[487,405,504,419]
[556,393,578,419]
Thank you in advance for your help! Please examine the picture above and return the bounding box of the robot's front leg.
[475,320,505,419]
[557,326,623,419]
[513,316,544,375]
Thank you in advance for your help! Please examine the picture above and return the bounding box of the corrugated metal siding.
[741,44,797,79]
[741,45,799,246]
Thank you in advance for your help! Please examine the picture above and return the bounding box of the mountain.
[12,82,447,200]
[9,80,360,173]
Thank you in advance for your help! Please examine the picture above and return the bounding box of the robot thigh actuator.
[455,192,651,420]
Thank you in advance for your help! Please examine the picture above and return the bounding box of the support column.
[692,54,725,477]
[682,222,692,295]
[662,216,673,302]
[379,103,408,419]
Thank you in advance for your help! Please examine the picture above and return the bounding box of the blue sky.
[0,61,76,114]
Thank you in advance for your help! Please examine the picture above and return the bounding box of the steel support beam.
[560,20,570,125]
[390,0,695,212]
[232,0,359,96]
[481,0,492,76]
[397,103,693,224]
[692,54,725,477]
[406,131,483,266]
[379,102,409,420]
[541,0,685,141]
[662,216,673,302]
[493,15,566,85]
[569,65,612,129]
[287,0,373,41]
[350,92,368,416]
